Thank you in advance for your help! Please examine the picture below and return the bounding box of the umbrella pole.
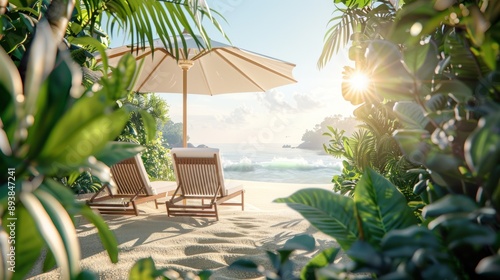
[179,60,194,148]
[183,69,187,147]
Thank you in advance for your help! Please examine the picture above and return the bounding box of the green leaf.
[274,188,358,251]
[79,207,118,263]
[138,109,157,143]
[25,49,78,160]
[40,107,129,173]
[425,93,447,112]
[346,240,383,268]
[381,226,441,258]
[282,234,315,252]
[393,101,429,129]
[423,195,478,218]
[0,47,23,144]
[301,247,340,280]
[129,257,156,280]
[444,220,495,249]
[354,168,419,248]
[93,141,144,166]
[393,129,430,164]
[465,113,500,177]
[435,79,473,104]
[403,42,439,80]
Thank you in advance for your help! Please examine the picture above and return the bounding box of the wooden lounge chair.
[87,154,177,216]
[167,148,245,221]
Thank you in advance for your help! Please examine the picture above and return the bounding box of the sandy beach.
[28,180,344,279]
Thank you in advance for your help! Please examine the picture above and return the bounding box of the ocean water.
[208,143,342,184]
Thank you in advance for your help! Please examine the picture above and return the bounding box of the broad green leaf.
[274,189,358,251]
[282,234,315,252]
[346,240,383,268]
[434,79,473,104]
[465,113,500,177]
[425,93,447,112]
[39,108,129,173]
[129,257,156,280]
[109,54,139,99]
[93,141,144,166]
[23,21,58,123]
[25,50,78,160]
[301,247,340,280]
[444,27,486,80]
[393,129,430,164]
[479,37,499,71]
[79,207,118,263]
[403,42,438,80]
[443,220,495,249]
[423,195,478,218]
[381,226,441,258]
[138,109,157,143]
[0,48,23,143]
[393,102,428,129]
[38,93,111,159]
[354,168,418,248]
[20,192,70,279]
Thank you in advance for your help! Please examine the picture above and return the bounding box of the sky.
[109,0,356,146]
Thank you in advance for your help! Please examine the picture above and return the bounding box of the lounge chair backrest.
[110,154,154,196]
[170,148,225,196]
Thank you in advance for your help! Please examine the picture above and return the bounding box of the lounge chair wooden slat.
[87,153,177,216]
[167,148,244,221]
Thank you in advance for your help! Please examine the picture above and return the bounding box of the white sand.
[28,180,344,279]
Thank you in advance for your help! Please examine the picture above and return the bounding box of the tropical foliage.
[323,103,420,201]
[0,0,225,279]
[243,0,500,279]
[118,93,175,181]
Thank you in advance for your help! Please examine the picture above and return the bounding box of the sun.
[348,72,371,92]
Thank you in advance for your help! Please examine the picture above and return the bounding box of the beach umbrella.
[100,33,297,147]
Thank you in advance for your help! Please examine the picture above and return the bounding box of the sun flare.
[348,72,371,92]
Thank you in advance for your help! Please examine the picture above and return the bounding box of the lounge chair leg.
[242,192,245,211]
[132,202,139,216]
[214,204,219,221]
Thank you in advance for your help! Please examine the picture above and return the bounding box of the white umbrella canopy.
[101,34,297,147]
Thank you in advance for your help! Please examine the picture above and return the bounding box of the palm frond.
[318,6,366,69]
[78,0,226,57]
